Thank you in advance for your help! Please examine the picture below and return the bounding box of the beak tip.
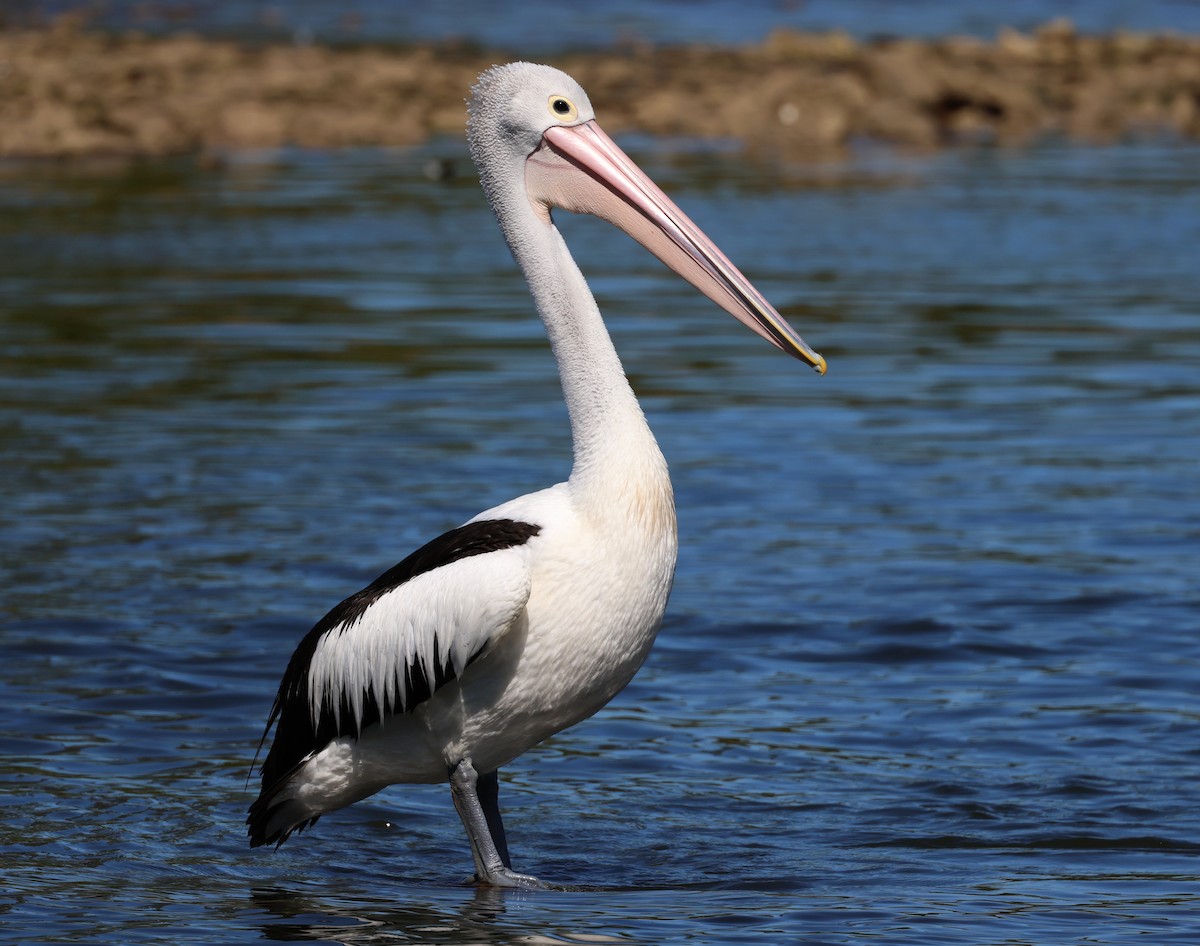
[808,352,827,376]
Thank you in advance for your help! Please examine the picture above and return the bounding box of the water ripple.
[3,141,1199,942]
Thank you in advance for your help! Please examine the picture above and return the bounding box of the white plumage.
[248,62,824,887]
[305,547,533,737]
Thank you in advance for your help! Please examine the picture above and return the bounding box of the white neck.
[495,196,672,523]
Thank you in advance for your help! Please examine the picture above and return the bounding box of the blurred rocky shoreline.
[3,18,1199,158]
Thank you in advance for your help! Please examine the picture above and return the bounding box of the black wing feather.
[247,518,539,847]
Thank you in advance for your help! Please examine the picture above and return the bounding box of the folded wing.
[250,519,540,829]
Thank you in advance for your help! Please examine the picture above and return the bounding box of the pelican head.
[468,62,826,374]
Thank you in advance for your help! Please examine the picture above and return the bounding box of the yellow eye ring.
[547,95,578,122]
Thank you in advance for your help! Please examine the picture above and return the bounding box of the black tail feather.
[247,786,320,849]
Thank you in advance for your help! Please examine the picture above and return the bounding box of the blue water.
[2,133,1199,940]
[15,0,1200,46]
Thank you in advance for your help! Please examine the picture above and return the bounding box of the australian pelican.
[248,62,825,887]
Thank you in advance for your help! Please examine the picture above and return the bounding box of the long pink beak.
[526,120,826,374]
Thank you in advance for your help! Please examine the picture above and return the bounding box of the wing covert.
[307,545,532,732]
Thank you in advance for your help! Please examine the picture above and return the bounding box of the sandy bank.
[3,19,1200,158]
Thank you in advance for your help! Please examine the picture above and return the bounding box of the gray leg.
[476,769,511,869]
[448,758,545,889]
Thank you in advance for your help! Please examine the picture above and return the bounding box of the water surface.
[2,139,1198,943]
[14,0,1200,46]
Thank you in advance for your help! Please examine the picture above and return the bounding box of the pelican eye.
[548,95,578,121]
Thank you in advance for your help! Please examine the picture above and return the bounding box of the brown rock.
[3,21,1200,158]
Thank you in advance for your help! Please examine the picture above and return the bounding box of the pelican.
[248,62,825,887]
